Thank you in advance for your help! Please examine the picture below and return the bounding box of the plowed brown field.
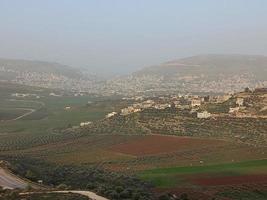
[109,134,228,156]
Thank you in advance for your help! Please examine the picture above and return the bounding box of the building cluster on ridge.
[105,88,267,119]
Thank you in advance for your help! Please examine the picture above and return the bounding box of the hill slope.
[0,58,82,79]
[107,55,267,95]
[0,58,101,92]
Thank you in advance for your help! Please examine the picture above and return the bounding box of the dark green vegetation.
[1,156,154,200]
[217,187,267,200]
[21,193,89,200]
[200,97,236,113]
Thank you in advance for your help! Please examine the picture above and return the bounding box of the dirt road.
[10,108,36,121]
[5,99,46,121]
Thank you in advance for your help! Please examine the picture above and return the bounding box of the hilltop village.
[104,88,267,121]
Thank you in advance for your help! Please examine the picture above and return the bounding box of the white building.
[80,121,92,127]
[197,111,211,119]
[106,112,117,118]
[191,99,202,107]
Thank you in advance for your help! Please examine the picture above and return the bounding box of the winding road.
[5,99,45,121]
[0,166,109,200]
[9,108,36,121]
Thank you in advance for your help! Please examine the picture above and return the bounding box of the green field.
[0,84,130,151]
[138,159,267,188]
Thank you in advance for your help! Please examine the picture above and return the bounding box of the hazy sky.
[0,0,267,76]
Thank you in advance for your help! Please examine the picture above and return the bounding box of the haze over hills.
[106,54,267,95]
[1,55,267,96]
[0,58,83,78]
[0,58,103,92]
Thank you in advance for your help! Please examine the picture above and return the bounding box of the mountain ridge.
[0,58,102,92]
[106,54,267,95]
[0,58,82,79]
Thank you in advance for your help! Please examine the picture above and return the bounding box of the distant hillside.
[2,55,267,95]
[0,58,102,92]
[138,54,267,79]
[0,58,82,80]
[107,55,267,95]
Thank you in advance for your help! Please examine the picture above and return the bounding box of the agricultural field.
[138,159,267,200]
[139,159,267,187]
[109,135,228,156]
[1,83,267,200]
[5,134,265,172]
[2,133,266,199]
[0,83,131,151]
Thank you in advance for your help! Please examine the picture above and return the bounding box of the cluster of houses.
[105,95,222,118]
[105,92,254,119]
[120,100,172,116]
[74,88,266,131]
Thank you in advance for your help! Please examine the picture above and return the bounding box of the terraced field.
[136,108,267,146]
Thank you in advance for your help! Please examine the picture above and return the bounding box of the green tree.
[56,183,68,190]
[25,170,37,180]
